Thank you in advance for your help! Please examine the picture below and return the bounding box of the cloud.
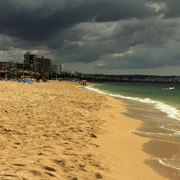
[162,0,180,18]
[51,16,180,69]
[147,0,180,18]
[146,2,166,13]
[0,0,180,75]
[109,46,139,58]
[97,39,180,70]
[0,0,155,41]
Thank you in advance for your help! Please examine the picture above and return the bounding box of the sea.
[86,82,180,180]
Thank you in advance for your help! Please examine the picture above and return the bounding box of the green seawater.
[93,82,180,110]
[88,82,180,175]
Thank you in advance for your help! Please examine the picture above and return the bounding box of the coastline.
[91,94,168,180]
[0,80,167,179]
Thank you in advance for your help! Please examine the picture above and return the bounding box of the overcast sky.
[0,0,180,75]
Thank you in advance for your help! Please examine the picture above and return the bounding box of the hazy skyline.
[0,0,180,75]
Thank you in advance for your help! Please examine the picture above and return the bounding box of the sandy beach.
[0,80,168,180]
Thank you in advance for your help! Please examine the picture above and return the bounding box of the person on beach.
[82,80,86,86]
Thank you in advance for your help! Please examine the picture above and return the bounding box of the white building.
[51,64,62,74]
[57,64,62,74]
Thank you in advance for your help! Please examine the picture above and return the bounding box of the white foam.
[174,131,180,135]
[155,156,180,171]
[130,130,180,141]
[86,85,180,121]
[160,125,180,132]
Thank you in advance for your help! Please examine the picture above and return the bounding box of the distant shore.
[0,80,167,179]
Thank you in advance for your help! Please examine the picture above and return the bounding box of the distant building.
[57,64,62,74]
[51,65,58,74]
[0,61,23,70]
[51,64,62,78]
[36,57,51,74]
[23,52,51,79]
[14,62,24,69]
[0,62,12,70]
[24,52,37,70]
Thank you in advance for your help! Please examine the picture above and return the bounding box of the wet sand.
[123,98,180,180]
[0,81,168,179]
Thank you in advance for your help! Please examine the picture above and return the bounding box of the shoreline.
[85,83,180,122]
[122,98,180,180]
[0,81,168,179]
[90,93,168,180]
[87,83,180,180]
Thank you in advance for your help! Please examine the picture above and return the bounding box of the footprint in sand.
[45,171,56,177]
[13,163,26,167]
[29,170,42,176]
[52,159,66,167]
[41,166,56,177]
[42,165,56,172]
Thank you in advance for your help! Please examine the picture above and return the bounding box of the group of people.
[81,80,87,86]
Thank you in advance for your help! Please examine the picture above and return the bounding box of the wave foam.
[154,155,180,171]
[86,85,180,121]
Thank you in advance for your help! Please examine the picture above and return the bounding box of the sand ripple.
[0,81,106,179]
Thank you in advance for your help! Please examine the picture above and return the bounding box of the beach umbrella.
[24,70,30,75]
[9,68,17,72]
[4,70,9,76]
[0,70,4,77]
[15,69,25,78]
[34,72,40,76]
[2,70,9,79]
[23,70,31,79]
[29,70,35,75]
[29,71,35,79]
[35,72,39,75]
[9,68,18,78]
[18,69,24,74]
[9,68,17,74]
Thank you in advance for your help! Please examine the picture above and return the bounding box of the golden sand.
[0,81,168,180]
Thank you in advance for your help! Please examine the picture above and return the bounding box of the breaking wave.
[86,85,180,121]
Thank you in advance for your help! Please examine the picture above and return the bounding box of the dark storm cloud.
[0,0,180,74]
[150,0,180,18]
[0,0,154,42]
[51,17,180,66]
[164,0,180,18]
[101,45,180,69]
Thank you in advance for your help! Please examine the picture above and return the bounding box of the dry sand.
[0,80,168,180]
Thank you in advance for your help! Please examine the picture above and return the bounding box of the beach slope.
[0,81,167,179]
